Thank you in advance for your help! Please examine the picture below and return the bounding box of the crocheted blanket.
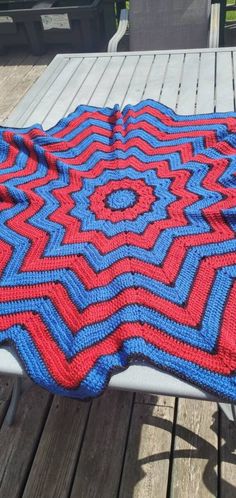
[1,100,236,401]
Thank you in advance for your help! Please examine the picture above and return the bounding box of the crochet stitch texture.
[0,99,236,400]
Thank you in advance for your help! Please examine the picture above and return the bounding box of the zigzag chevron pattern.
[0,99,236,400]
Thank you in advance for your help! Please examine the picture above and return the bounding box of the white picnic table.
[3,47,236,410]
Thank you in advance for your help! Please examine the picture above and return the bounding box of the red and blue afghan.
[0,100,236,401]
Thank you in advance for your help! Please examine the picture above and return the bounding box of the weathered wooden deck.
[0,50,235,498]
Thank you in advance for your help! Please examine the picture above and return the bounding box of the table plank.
[106,55,139,108]
[67,56,111,113]
[215,52,234,112]
[196,52,215,114]
[89,56,125,107]
[43,57,97,128]
[122,55,154,106]
[160,53,184,110]
[177,53,199,115]
[143,54,169,102]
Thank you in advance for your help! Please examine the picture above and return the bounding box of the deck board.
[0,380,51,498]
[71,391,134,498]
[9,53,67,127]
[0,52,56,125]
[0,50,235,498]
[219,410,236,497]
[0,377,13,424]
[170,399,218,498]
[22,396,91,498]
[119,397,175,498]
